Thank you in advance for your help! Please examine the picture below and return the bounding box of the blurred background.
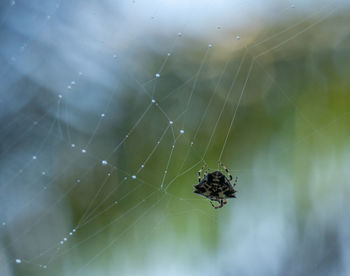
[1,0,350,275]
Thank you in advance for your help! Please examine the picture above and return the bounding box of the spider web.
[1,0,350,275]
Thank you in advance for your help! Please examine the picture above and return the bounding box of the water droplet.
[157,141,160,144]
[155,73,160,78]
[78,71,83,76]
[169,120,173,125]
[60,241,64,244]
[125,134,129,138]
[71,81,76,85]
[208,44,213,48]
[47,15,51,20]
[172,145,175,149]
[114,201,118,204]
[67,85,72,89]
[43,265,47,269]
[124,177,127,180]
[190,141,194,146]
[2,222,6,226]
[132,175,136,179]
[141,164,144,168]
[76,179,81,183]
[32,155,37,160]
[58,94,62,99]
[235,35,240,40]
[291,4,295,8]
[167,53,171,56]
[33,121,38,125]
[102,160,108,165]
[71,144,75,148]
[113,54,117,59]
[107,172,111,176]
[41,171,46,175]
[63,238,67,241]
[177,32,182,37]
[69,232,73,236]
[101,113,105,117]
[10,0,15,6]
[72,229,76,232]
[180,129,184,134]
[151,99,156,103]
[164,170,167,174]
[15,259,21,264]
[81,149,86,153]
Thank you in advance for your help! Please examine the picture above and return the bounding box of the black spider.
[193,163,238,209]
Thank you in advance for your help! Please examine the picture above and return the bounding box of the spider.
[193,163,238,209]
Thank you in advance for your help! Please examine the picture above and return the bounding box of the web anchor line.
[202,50,248,162]
[218,58,254,163]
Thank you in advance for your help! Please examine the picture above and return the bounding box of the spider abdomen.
[194,164,238,209]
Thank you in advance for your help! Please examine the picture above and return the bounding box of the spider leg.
[198,163,207,183]
[219,162,233,181]
[210,201,218,209]
[210,200,224,209]
[232,176,238,187]
[205,167,209,178]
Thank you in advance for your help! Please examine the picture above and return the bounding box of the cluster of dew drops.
[12,227,77,269]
